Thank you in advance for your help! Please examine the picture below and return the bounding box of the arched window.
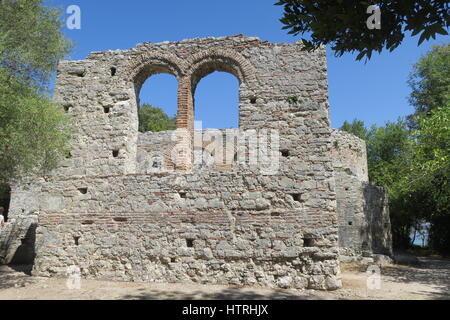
[194,71,239,129]
[137,73,178,133]
[191,71,240,169]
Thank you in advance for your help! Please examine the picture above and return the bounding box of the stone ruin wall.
[331,130,393,262]
[132,127,393,264]
[0,186,39,265]
[27,35,341,290]
[0,35,392,289]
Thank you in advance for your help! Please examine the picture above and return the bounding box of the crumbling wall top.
[331,129,369,182]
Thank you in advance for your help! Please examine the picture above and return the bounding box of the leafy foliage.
[412,107,450,182]
[405,107,450,254]
[275,0,449,60]
[0,68,70,185]
[0,0,71,186]
[138,104,177,133]
[0,0,72,90]
[341,119,412,183]
[411,107,450,214]
[407,46,450,253]
[340,119,370,141]
[340,110,449,252]
[429,215,450,255]
[408,44,450,126]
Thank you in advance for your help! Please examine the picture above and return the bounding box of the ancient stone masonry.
[0,35,392,289]
[0,186,39,265]
[331,130,393,263]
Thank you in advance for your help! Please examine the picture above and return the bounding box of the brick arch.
[123,51,192,132]
[187,48,258,93]
[173,48,258,170]
[123,51,189,95]
[122,48,258,171]
[122,51,192,170]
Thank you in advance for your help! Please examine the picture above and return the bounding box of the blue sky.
[46,0,449,129]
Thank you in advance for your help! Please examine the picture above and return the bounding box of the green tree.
[365,120,412,184]
[0,0,72,89]
[406,44,449,254]
[0,0,71,187]
[138,104,177,133]
[0,68,70,185]
[340,119,369,141]
[407,44,450,127]
[410,107,450,253]
[340,118,412,184]
[275,1,449,60]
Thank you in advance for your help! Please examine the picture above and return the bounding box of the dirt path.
[0,256,449,300]
[339,256,450,300]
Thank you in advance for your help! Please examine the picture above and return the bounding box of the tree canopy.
[408,44,450,125]
[0,68,70,184]
[0,0,71,187]
[275,0,449,60]
[340,119,369,141]
[138,104,177,133]
[410,107,449,215]
[0,0,72,89]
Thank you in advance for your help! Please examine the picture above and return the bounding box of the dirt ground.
[0,256,449,300]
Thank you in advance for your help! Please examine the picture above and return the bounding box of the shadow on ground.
[381,256,450,300]
[0,265,36,290]
[121,287,326,300]
[1,256,449,300]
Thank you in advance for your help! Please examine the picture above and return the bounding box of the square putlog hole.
[186,239,194,248]
[291,193,303,203]
[179,192,187,199]
[78,188,88,195]
[281,150,290,158]
[271,212,281,217]
[303,238,314,247]
[112,150,119,158]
